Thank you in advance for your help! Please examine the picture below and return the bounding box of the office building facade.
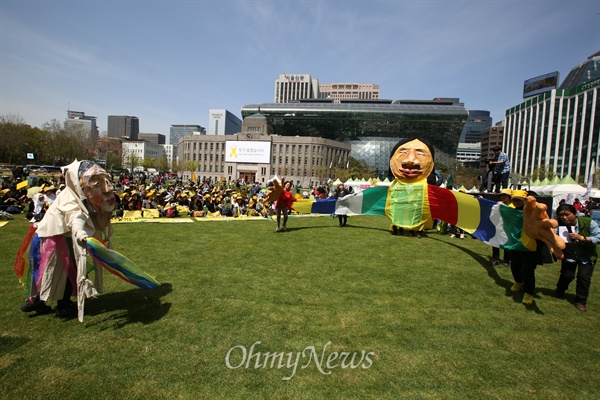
[505,51,600,182]
[170,124,205,160]
[207,109,242,135]
[319,83,380,102]
[122,141,168,170]
[65,110,99,142]
[139,133,166,145]
[274,74,320,103]
[107,115,139,140]
[454,110,492,166]
[178,114,350,187]
[480,123,505,167]
[241,98,468,177]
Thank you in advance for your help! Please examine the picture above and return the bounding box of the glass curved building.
[241,99,468,177]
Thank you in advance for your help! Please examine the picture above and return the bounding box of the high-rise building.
[107,115,139,140]
[138,133,166,145]
[65,110,99,142]
[455,110,492,166]
[319,83,380,102]
[459,110,492,144]
[504,51,600,182]
[208,109,242,135]
[274,74,320,103]
[480,122,505,167]
[170,124,205,160]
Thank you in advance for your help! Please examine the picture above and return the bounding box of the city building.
[107,115,139,140]
[170,124,205,160]
[122,141,168,170]
[139,133,166,145]
[65,110,99,142]
[241,98,468,177]
[319,83,380,102]
[178,114,351,187]
[207,109,242,135]
[456,143,482,167]
[459,110,492,144]
[454,110,492,167]
[274,74,320,103]
[480,122,505,167]
[163,144,174,167]
[504,51,600,182]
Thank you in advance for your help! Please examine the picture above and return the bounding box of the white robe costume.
[36,160,113,322]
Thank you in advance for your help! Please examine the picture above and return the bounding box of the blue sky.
[1,0,598,142]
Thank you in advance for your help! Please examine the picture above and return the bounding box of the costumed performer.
[387,138,437,238]
[263,178,296,232]
[19,160,116,320]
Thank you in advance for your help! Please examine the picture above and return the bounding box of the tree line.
[1,114,94,166]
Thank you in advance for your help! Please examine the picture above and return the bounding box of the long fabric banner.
[294,185,531,251]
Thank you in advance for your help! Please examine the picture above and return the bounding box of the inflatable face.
[390,139,434,183]
[80,164,115,213]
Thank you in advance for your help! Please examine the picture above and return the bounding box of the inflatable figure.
[292,138,565,258]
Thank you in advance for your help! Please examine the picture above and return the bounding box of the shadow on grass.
[279,224,389,233]
[429,236,547,314]
[84,283,173,330]
[0,336,30,357]
[428,236,512,289]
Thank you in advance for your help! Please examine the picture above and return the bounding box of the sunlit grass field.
[1,215,599,399]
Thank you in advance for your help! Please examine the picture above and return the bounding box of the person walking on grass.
[334,183,351,227]
[508,190,544,305]
[274,180,295,232]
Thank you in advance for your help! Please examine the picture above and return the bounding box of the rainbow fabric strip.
[86,237,160,289]
[13,224,37,294]
[294,184,532,251]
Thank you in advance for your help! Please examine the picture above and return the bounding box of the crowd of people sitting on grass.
[4,167,600,223]
[1,167,340,221]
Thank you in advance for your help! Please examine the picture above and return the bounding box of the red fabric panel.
[428,185,458,225]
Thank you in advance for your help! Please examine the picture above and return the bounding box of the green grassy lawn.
[1,215,599,399]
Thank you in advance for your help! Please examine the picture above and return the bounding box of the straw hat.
[511,189,528,199]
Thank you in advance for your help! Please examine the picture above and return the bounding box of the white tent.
[549,184,587,212]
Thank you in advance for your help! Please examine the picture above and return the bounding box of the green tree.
[124,151,141,171]
[106,153,122,171]
[0,114,42,164]
[183,160,198,173]
[158,156,170,173]
[143,158,158,169]
[445,161,480,189]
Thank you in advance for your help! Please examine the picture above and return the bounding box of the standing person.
[491,189,514,266]
[274,181,295,232]
[554,203,600,311]
[489,145,510,193]
[19,160,116,319]
[334,183,351,227]
[478,162,495,193]
[508,190,545,305]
